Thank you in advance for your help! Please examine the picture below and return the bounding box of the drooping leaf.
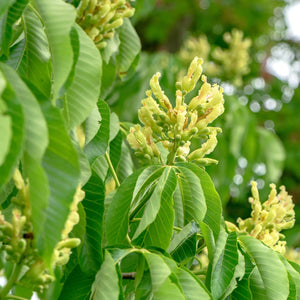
[0,68,25,189]
[143,252,171,292]
[211,231,240,300]
[85,100,110,163]
[0,0,15,19]
[90,251,119,300]
[0,109,11,165]
[62,24,102,129]
[279,255,300,300]
[39,97,80,265]
[33,0,76,100]
[139,168,177,250]
[175,267,212,300]
[58,265,93,300]
[168,222,199,263]
[175,165,207,225]
[231,249,254,300]
[116,19,141,77]
[178,163,222,241]
[0,0,28,57]
[0,63,49,241]
[257,127,286,183]
[21,5,52,96]
[238,235,289,300]
[132,167,175,240]
[80,171,105,275]
[105,169,144,247]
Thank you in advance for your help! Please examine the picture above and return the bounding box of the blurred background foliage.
[102,0,300,248]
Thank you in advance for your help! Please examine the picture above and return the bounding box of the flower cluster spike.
[127,57,224,165]
[212,29,251,86]
[228,181,295,255]
[0,169,84,293]
[178,29,251,86]
[76,0,135,49]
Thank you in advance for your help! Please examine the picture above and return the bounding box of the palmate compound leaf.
[238,235,289,300]
[32,0,76,101]
[0,63,49,241]
[62,24,102,130]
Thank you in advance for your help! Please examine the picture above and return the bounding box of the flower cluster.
[227,181,295,254]
[212,29,251,86]
[0,169,84,292]
[178,30,251,86]
[127,57,224,165]
[76,0,135,49]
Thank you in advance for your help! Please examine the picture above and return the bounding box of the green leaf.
[143,252,171,292]
[168,222,198,263]
[90,251,119,300]
[231,250,254,300]
[179,163,222,241]
[131,165,164,205]
[105,169,143,246]
[0,0,14,19]
[0,0,28,57]
[175,165,207,225]
[116,19,141,77]
[58,265,92,300]
[132,167,175,240]
[33,0,76,100]
[175,267,212,300]
[211,231,239,300]
[257,127,285,183]
[39,98,80,264]
[21,5,52,96]
[62,24,102,129]
[238,235,289,300]
[81,171,105,275]
[0,111,11,165]
[279,255,300,300]
[0,63,49,241]
[0,68,25,189]
[85,100,110,163]
[101,32,120,64]
[139,168,177,250]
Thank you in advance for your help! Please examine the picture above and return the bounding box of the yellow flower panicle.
[76,0,135,49]
[127,57,224,165]
[179,29,251,86]
[212,29,251,86]
[0,169,84,292]
[227,181,295,255]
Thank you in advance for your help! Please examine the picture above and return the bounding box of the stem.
[122,272,136,280]
[5,296,29,300]
[173,226,203,238]
[0,262,24,299]
[105,151,120,188]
